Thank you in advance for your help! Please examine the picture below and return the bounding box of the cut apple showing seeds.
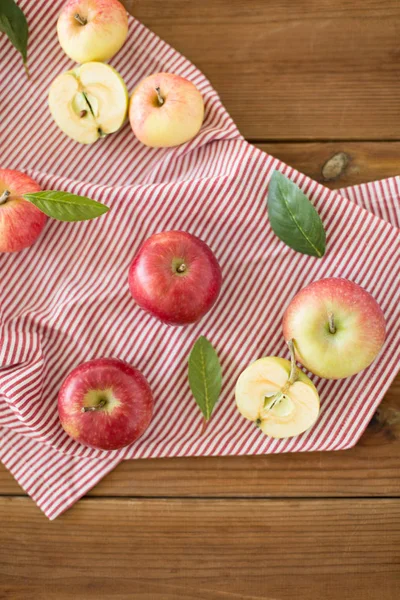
[48,62,129,144]
[235,341,320,439]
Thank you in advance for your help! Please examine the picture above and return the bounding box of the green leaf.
[267,170,326,258]
[188,336,222,421]
[23,191,110,222]
[0,0,29,72]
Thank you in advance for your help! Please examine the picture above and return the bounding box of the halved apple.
[48,62,129,144]
[235,341,320,439]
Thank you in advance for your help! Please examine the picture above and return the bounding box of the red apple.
[282,278,386,379]
[0,169,46,253]
[129,230,222,326]
[58,357,154,450]
[129,72,204,147]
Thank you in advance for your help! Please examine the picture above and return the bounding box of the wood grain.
[2,3,400,599]
[257,142,400,188]
[124,0,400,141]
[1,497,399,600]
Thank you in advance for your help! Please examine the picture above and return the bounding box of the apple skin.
[129,230,222,326]
[282,278,386,380]
[58,357,154,450]
[57,0,128,64]
[0,169,46,253]
[129,73,204,148]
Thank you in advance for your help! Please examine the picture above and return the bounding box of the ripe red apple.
[58,357,154,450]
[282,278,386,379]
[0,169,46,253]
[57,0,128,64]
[129,230,222,326]
[129,72,204,147]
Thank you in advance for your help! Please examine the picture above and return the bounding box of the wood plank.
[257,141,400,189]
[1,497,399,599]
[123,0,400,140]
[1,371,398,498]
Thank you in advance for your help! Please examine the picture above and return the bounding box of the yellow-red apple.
[129,73,204,147]
[283,278,386,379]
[0,169,46,253]
[57,0,128,64]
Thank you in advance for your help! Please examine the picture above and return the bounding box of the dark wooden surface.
[1,2,400,599]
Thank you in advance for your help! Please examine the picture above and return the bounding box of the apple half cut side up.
[235,341,320,439]
[48,62,129,144]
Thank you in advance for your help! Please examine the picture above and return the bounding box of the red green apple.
[0,169,46,253]
[236,341,320,438]
[128,230,222,326]
[48,61,128,144]
[58,357,154,450]
[283,278,386,379]
[57,0,128,64]
[129,73,204,147]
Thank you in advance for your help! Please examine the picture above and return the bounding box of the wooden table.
[1,2,399,598]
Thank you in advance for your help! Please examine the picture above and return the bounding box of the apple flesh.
[283,278,386,380]
[48,61,129,144]
[236,341,320,438]
[129,230,222,326]
[57,0,128,64]
[129,72,204,148]
[0,169,46,253]
[58,357,154,450]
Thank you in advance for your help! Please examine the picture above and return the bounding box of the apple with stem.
[0,169,46,253]
[57,0,128,64]
[129,230,222,326]
[129,73,204,147]
[283,278,386,379]
[48,62,129,144]
[236,340,320,439]
[58,357,154,450]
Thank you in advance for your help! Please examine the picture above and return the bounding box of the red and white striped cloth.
[1,1,399,519]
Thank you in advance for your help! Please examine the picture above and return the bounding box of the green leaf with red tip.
[23,190,110,222]
[267,170,326,258]
[188,336,222,421]
[0,0,29,74]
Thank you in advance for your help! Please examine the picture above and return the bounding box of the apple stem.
[155,87,165,106]
[0,190,10,205]
[287,339,298,385]
[328,312,336,334]
[81,398,107,413]
[74,13,87,26]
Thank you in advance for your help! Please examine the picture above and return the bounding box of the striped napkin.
[1,0,399,519]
